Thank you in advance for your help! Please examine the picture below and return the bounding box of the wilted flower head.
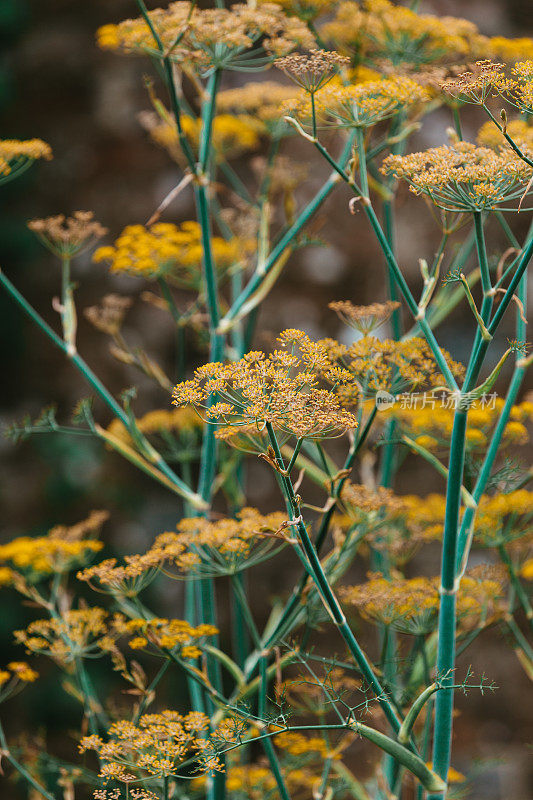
[441,60,511,104]
[275,49,349,93]
[0,138,52,184]
[28,212,107,258]
[84,295,133,337]
[172,330,358,441]
[382,139,533,211]
[329,300,400,335]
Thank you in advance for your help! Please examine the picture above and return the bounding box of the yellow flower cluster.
[0,661,38,693]
[172,329,359,440]
[0,138,52,180]
[80,710,222,782]
[111,616,218,659]
[219,762,326,798]
[382,139,533,211]
[143,110,264,164]
[320,0,484,66]
[341,566,507,634]
[15,608,114,664]
[488,37,533,63]
[442,59,533,114]
[79,508,288,591]
[217,81,299,124]
[93,221,251,281]
[96,2,314,67]
[477,118,533,153]
[319,334,463,400]
[382,399,533,453]
[474,490,533,549]
[106,407,202,449]
[301,75,429,129]
[275,731,334,758]
[0,510,107,583]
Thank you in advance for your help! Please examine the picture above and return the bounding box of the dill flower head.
[319,335,464,400]
[474,489,533,550]
[14,607,115,664]
[84,294,133,336]
[0,138,52,184]
[382,398,533,454]
[488,37,533,64]
[93,221,252,283]
[111,615,218,658]
[477,117,533,155]
[97,2,314,71]
[341,565,507,635]
[153,507,289,576]
[0,511,107,584]
[440,60,511,105]
[140,109,264,165]
[80,711,242,782]
[321,0,484,68]
[217,82,299,139]
[28,212,107,258]
[382,139,533,211]
[288,75,429,129]
[329,300,400,335]
[105,407,202,450]
[275,49,349,93]
[172,330,358,441]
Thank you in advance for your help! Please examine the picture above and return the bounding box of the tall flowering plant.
[1,2,532,800]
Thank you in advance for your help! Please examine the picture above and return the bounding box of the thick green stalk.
[429,409,468,798]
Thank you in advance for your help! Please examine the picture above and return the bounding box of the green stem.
[0,269,205,510]
[265,424,404,736]
[429,410,468,798]
[258,657,292,800]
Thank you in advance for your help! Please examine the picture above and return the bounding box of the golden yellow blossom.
[382,139,533,211]
[287,75,428,129]
[321,0,484,67]
[142,110,264,164]
[15,607,114,664]
[341,566,507,634]
[0,138,52,182]
[319,334,463,400]
[96,2,314,68]
[217,81,299,125]
[79,508,288,588]
[0,511,107,579]
[260,0,338,22]
[80,711,236,782]
[93,221,252,282]
[105,407,202,450]
[0,661,38,702]
[111,615,217,656]
[173,330,359,440]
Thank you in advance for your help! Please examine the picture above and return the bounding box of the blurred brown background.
[0,1,532,798]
